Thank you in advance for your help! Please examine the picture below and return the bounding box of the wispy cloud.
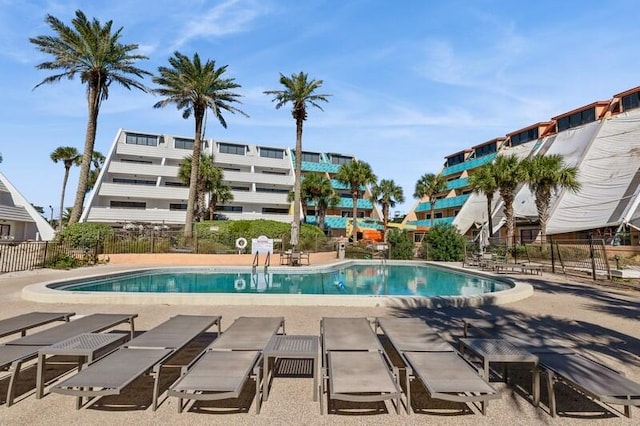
[169,0,269,51]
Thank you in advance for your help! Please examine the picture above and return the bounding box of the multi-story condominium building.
[0,171,54,241]
[82,129,381,235]
[405,85,640,245]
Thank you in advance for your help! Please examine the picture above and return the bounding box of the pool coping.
[21,260,533,308]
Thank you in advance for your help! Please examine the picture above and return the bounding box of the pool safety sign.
[251,235,274,255]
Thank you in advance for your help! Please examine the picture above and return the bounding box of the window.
[165,181,187,187]
[216,206,242,212]
[520,228,538,244]
[510,128,539,147]
[301,152,320,162]
[474,143,497,157]
[262,170,287,175]
[222,167,241,172]
[330,154,352,165]
[231,186,250,191]
[219,143,245,155]
[169,203,187,211]
[305,209,315,216]
[557,108,596,132]
[125,133,157,146]
[0,224,10,238]
[121,158,153,164]
[446,153,465,167]
[256,187,289,193]
[262,207,289,214]
[175,138,194,150]
[622,92,640,111]
[110,201,146,209]
[112,178,155,186]
[259,147,284,159]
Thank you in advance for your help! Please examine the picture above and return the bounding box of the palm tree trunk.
[58,166,71,230]
[503,192,515,249]
[352,192,359,243]
[430,204,436,229]
[486,194,494,238]
[292,119,303,245]
[382,203,389,227]
[69,83,100,223]
[185,109,204,238]
[536,189,551,243]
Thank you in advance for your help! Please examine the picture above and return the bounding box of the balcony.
[230,191,289,205]
[407,217,455,228]
[223,170,294,186]
[84,207,186,224]
[441,153,496,176]
[415,194,470,212]
[98,183,188,200]
[108,161,180,178]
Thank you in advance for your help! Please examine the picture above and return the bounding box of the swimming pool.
[23,261,532,307]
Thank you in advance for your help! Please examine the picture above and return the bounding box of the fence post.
[42,241,49,269]
[550,236,555,274]
[589,233,597,281]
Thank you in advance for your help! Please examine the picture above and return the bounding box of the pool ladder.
[252,252,270,273]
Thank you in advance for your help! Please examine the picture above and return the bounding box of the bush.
[56,223,114,248]
[345,244,375,259]
[387,229,415,260]
[421,224,466,261]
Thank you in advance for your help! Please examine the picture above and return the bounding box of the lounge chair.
[320,317,402,415]
[51,314,221,410]
[168,316,285,413]
[0,312,75,339]
[463,319,640,418]
[376,317,499,415]
[0,313,137,406]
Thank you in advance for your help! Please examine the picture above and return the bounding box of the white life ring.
[234,277,246,290]
[235,237,248,249]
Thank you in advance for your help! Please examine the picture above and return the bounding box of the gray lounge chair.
[168,316,285,414]
[376,317,499,415]
[320,317,402,415]
[0,312,75,339]
[0,313,137,406]
[463,319,640,418]
[51,314,221,410]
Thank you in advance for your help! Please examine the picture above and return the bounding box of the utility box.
[337,241,346,259]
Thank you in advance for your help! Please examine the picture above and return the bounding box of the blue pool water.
[56,264,509,297]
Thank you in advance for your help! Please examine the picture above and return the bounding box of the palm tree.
[468,164,498,237]
[414,173,447,228]
[86,150,106,193]
[492,154,523,248]
[264,72,330,245]
[335,160,377,243]
[522,154,580,242]
[154,52,246,237]
[317,192,341,231]
[178,153,230,221]
[370,179,405,227]
[301,173,336,230]
[50,146,81,230]
[31,10,150,224]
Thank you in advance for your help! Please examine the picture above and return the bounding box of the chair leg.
[151,365,162,411]
[6,360,23,407]
[546,371,557,417]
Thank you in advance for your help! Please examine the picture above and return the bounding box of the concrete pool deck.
[0,255,639,425]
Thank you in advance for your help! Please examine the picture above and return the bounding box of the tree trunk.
[58,165,71,231]
[184,109,204,238]
[536,189,551,243]
[352,191,359,243]
[502,191,515,249]
[382,203,389,227]
[69,83,100,223]
[486,193,494,238]
[292,118,303,246]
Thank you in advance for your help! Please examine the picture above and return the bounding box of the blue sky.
[1,0,640,219]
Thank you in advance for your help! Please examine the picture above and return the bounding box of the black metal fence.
[0,240,99,273]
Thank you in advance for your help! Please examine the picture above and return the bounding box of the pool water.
[57,264,509,297]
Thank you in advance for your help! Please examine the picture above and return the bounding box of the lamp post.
[48,205,53,223]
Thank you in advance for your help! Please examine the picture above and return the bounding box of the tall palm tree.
[31,10,150,224]
[50,146,81,230]
[178,153,230,221]
[492,154,523,248]
[522,154,580,241]
[468,164,498,237]
[370,179,405,227]
[301,173,336,230]
[335,160,377,243]
[154,52,246,237]
[264,72,330,245]
[414,173,447,228]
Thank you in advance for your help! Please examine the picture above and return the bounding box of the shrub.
[387,229,415,260]
[421,223,466,261]
[56,223,114,248]
[345,244,375,259]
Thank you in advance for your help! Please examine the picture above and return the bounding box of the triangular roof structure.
[0,171,55,241]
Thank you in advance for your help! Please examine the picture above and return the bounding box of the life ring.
[234,278,246,291]
[235,237,248,250]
